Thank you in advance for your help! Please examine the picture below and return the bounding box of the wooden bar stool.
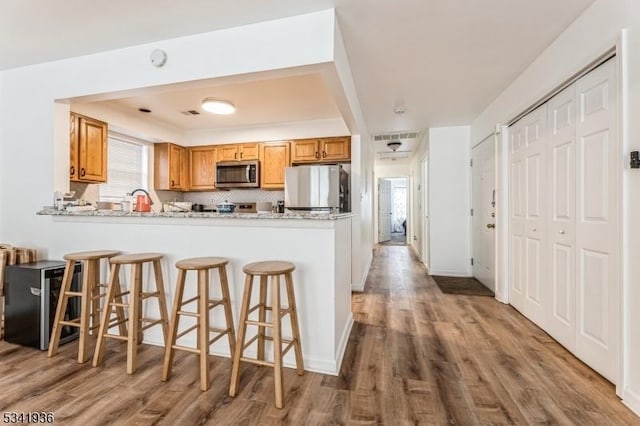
[48,250,123,363]
[92,253,169,374]
[229,261,304,408]
[162,257,236,391]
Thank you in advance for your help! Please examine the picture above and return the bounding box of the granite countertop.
[37,208,353,220]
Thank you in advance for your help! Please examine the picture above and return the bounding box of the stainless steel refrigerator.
[284,165,350,212]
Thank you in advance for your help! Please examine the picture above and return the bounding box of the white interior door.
[422,158,430,268]
[510,106,548,326]
[378,179,392,242]
[472,138,496,291]
[574,58,618,383]
[546,82,577,350]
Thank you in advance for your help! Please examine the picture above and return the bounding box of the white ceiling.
[1,0,595,160]
[99,74,341,130]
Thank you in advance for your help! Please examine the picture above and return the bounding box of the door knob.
[559,230,565,235]
[532,227,537,232]
[486,224,495,229]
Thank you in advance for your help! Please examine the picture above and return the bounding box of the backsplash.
[183,189,284,206]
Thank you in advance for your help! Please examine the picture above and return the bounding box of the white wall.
[409,132,429,261]
[185,118,349,145]
[428,126,471,276]
[470,0,640,413]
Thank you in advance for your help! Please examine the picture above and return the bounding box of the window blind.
[99,136,147,201]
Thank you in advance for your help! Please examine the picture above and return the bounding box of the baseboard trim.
[142,318,353,377]
[429,270,473,278]
[623,387,640,417]
[334,313,354,373]
[352,250,373,292]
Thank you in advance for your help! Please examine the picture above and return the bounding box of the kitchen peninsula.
[37,209,353,375]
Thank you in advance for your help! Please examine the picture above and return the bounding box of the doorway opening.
[378,177,408,245]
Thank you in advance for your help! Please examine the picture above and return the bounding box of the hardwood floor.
[0,245,638,425]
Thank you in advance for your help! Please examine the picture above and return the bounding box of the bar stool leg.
[229,274,254,397]
[153,259,170,342]
[272,274,284,409]
[218,265,236,357]
[198,269,210,391]
[257,275,267,361]
[90,259,100,337]
[162,268,187,382]
[78,259,93,363]
[93,263,121,367]
[48,259,75,357]
[285,272,304,374]
[127,263,142,374]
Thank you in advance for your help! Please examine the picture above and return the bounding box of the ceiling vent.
[373,131,419,141]
[180,110,201,116]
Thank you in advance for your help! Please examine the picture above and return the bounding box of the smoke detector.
[387,141,402,151]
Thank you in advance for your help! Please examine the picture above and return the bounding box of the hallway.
[0,245,638,424]
[346,245,638,424]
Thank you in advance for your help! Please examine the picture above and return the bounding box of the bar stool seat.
[229,260,303,408]
[92,252,169,374]
[162,257,236,391]
[242,261,295,275]
[48,250,122,363]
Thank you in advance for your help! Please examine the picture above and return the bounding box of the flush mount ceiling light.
[201,98,235,115]
[387,141,402,151]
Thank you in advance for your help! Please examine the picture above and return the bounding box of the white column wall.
[428,126,471,276]
[470,0,640,413]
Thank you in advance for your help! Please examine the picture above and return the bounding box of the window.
[99,133,148,201]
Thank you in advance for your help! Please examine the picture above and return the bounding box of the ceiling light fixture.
[201,98,235,115]
[387,141,402,151]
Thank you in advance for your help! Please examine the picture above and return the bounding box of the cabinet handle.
[315,152,319,159]
[70,166,75,176]
[171,180,175,187]
[234,152,238,160]
[240,152,243,159]
[486,224,495,229]
[80,168,86,177]
[322,151,327,158]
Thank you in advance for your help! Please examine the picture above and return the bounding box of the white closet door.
[546,83,577,350]
[509,120,526,312]
[574,58,619,383]
[509,105,547,324]
[523,106,548,325]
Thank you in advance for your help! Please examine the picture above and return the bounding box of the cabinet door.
[218,145,239,162]
[321,137,350,161]
[291,140,319,162]
[77,115,108,182]
[260,142,290,189]
[169,144,187,190]
[189,146,217,190]
[239,143,259,160]
[69,113,79,181]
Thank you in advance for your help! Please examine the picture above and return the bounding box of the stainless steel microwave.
[215,160,260,188]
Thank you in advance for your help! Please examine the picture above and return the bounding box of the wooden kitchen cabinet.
[69,112,108,183]
[154,143,188,191]
[216,143,259,162]
[188,146,217,190]
[291,136,350,163]
[259,141,291,189]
